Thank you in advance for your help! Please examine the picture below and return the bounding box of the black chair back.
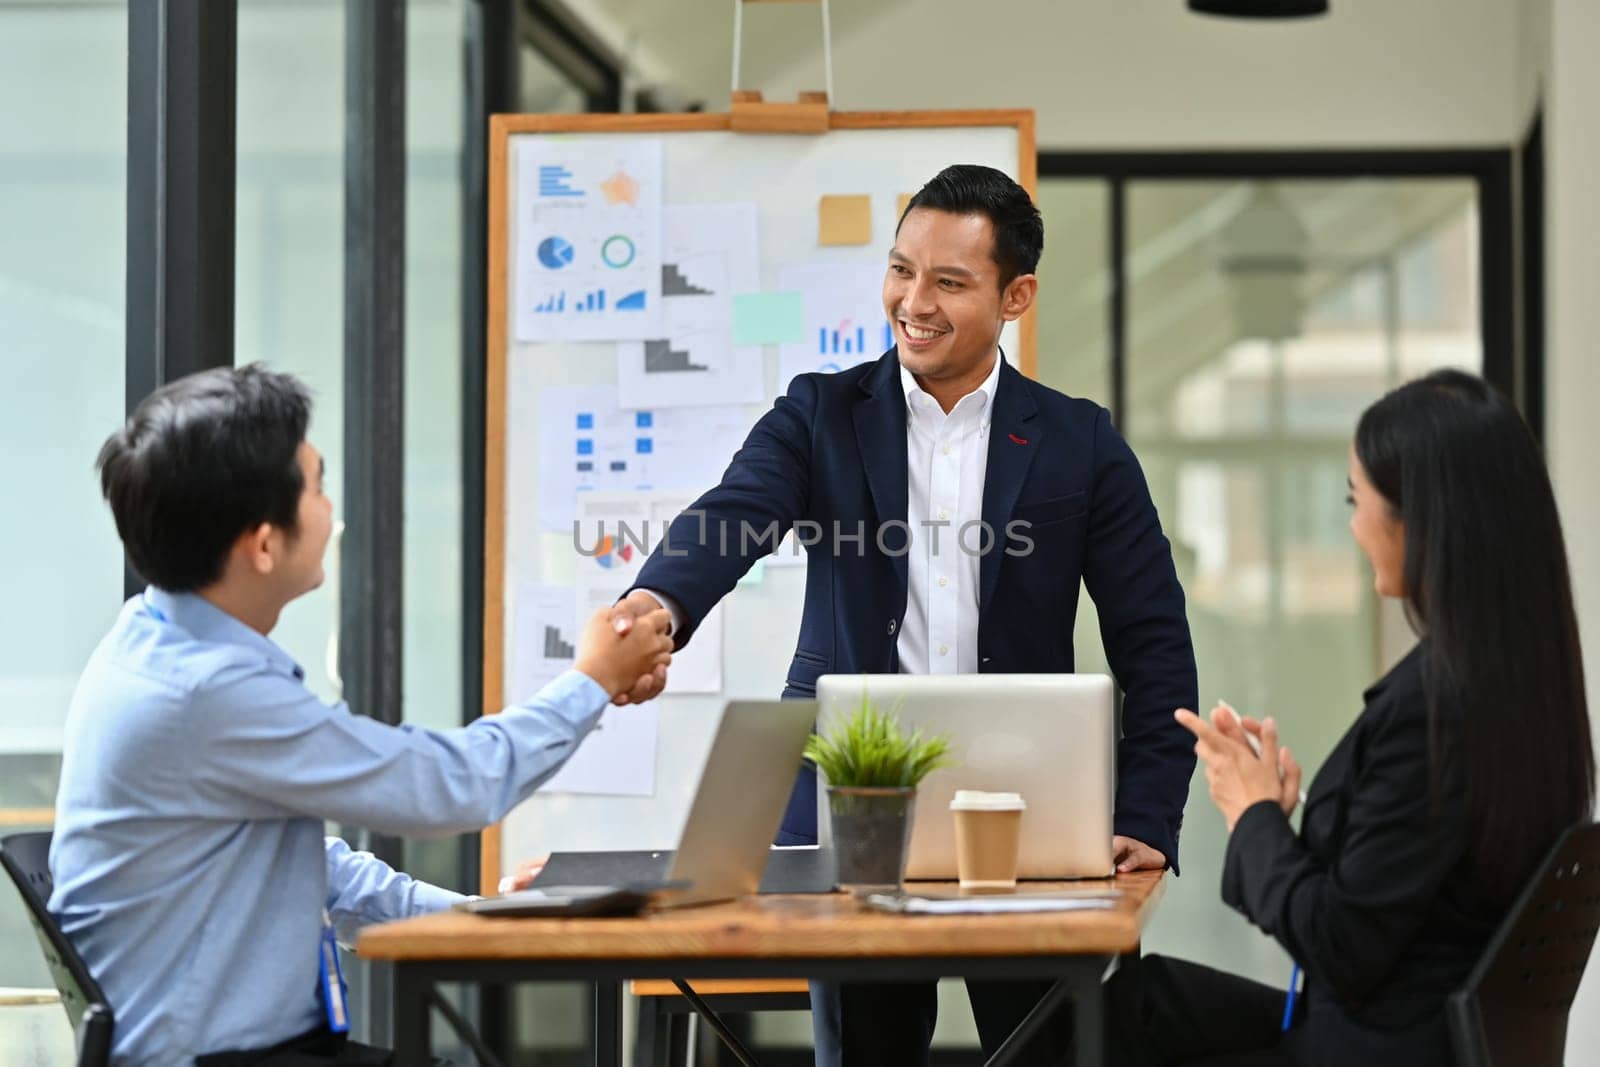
[0,831,114,1067]
[1448,821,1600,1067]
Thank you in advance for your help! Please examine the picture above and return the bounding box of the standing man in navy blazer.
[616,164,1197,1064]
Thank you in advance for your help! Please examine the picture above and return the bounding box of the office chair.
[1447,821,1600,1067]
[0,832,113,1067]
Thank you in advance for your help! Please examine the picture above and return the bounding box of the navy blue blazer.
[631,351,1198,866]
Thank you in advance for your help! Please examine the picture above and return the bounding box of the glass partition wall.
[1037,169,1485,985]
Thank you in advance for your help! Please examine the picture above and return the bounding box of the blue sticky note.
[635,412,653,428]
[576,439,594,455]
[636,438,653,454]
[576,412,594,429]
[733,292,806,345]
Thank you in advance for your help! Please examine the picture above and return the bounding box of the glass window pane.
[400,0,467,913]
[1034,178,1115,677]
[237,0,345,701]
[1035,179,1112,408]
[0,1,127,990]
[1124,177,1482,983]
[404,0,465,740]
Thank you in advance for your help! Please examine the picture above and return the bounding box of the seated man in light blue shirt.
[48,365,673,1067]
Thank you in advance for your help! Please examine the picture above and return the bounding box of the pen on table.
[1218,700,1309,808]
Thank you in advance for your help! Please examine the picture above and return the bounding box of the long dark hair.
[1355,369,1593,900]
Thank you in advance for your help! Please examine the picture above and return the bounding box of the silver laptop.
[658,699,818,906]
[815,675,1115,880]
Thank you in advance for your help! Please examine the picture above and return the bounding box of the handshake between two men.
[605,588,676,706]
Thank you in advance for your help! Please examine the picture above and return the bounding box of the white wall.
[1538,0,1600,1059]
[1516,0,1551,128]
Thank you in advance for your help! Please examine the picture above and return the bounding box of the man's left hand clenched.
[1111,835,1167,874]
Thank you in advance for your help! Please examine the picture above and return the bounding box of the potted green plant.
[806,695,954,889]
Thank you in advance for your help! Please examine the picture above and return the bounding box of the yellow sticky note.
[897,193,914,218]
[818,194,872,246]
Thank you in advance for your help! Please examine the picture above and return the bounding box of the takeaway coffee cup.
[949,790,1026,892]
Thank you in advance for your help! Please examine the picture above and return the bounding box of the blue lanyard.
[141,592,166,623]
[319,912,350,1034]
[1281,964,1301,1031]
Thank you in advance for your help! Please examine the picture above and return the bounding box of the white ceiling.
[552,0,1521,148]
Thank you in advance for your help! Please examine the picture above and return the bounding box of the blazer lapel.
[853,351,909,596]
[979,358,1042,612]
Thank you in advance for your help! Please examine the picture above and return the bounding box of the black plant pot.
[827,785,916,890]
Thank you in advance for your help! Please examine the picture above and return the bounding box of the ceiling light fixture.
[1189,0,1329,17]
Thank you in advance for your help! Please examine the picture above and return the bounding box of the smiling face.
[883,208,1036,393]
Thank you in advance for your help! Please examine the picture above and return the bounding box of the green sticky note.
[733,292,805,345]
[737,558,766,587]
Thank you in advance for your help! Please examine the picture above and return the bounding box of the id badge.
[319,913,350,1034]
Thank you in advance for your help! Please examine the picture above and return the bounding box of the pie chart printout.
[538,236,575,270]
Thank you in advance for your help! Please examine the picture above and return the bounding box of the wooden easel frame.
[481,109,1038,892]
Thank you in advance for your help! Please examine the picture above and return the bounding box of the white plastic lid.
[949,790,1026,812]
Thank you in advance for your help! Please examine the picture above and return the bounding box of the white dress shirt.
[896,352,1001,675]
[642,351,1003,676]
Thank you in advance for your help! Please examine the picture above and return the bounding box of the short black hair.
[96,364,312,592]
[897,164,1044,287]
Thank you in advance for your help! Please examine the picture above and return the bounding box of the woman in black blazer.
[1107,370,1595,1066]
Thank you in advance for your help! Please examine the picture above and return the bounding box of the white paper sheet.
[537,385,751,532]
[571,491,724,695]
[570,490,694,585]
[864,892,1119,915]
[532,670,660,797]
[775,261,894,390]
[617,203,764,410]
[514,137,664,342]
[509,583,578,705]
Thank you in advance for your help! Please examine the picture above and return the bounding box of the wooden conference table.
[358,870,1165,1067]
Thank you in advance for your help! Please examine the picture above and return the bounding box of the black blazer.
[1224,642,1503,1062]
[632,351,1198,861]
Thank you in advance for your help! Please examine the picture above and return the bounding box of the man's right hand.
[574,598,672,700]
[607,590,672,705]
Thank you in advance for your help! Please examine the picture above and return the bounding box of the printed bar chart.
[816,322,892,355]
[819,325,870,355]
[537,165,583,198]
[543,625,575,659]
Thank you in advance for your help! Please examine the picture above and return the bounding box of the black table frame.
[391,953,1119,1067]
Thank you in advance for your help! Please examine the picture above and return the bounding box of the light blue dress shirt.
[48,588,609,1066]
